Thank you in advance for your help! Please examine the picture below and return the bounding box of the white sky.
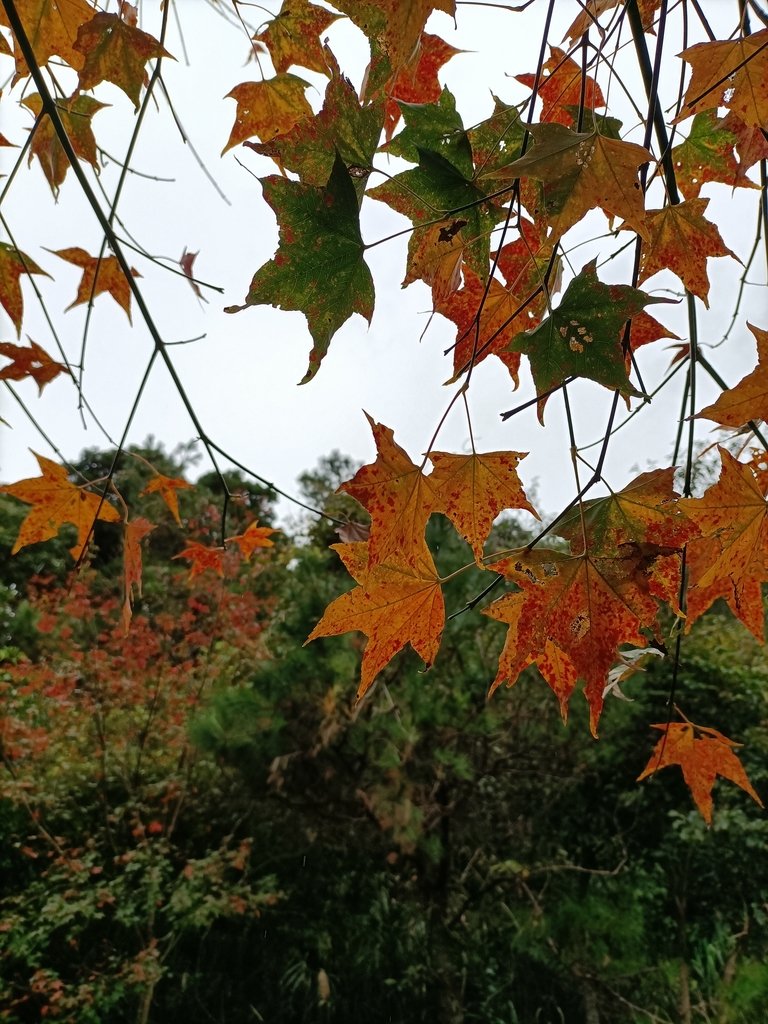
[0,0,765,528]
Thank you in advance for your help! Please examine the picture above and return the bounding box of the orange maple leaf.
[173,541,225,579]
[121,516,154,633]
[340,414,435,569]
[254,0,340,75]
[0,0,93,81]
[0,452,120,560]
[563,0,661,44]
[384,33,461,140]
[638,720,763,825]
[516,46,606,127]
[74,9,174,109]
[680,447,768,640]
[487,542,682,733]
[0,339,70,393]
[51,247,140,322]
[140,474,192,526]
[676,28,768,128]
[403,216,467,305]
[335,0,456,76]
[639,199,739,308]
[306,541,444,699]
[0,242,49,337]
[695,323,768,427]
[428,450,538,563]
[227,520,278,561]
[222,75,313,154]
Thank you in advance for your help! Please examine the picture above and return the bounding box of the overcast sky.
[0,0,765,528]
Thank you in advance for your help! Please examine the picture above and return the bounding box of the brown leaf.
[0,243,49,337]
[52,247,141,322]
[0,339,70,393]
[22,92,108,195]
[121,516,154,632]
[695,323,768,426]
[222,75,312,154]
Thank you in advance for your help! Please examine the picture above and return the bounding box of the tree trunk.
[583,980,601,1024]
[678,960,692,1024]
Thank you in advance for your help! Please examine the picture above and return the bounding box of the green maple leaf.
[671,110,753,198]
[385,87,472,170]
[245,53,384,199]
[226,154,373,383]
[509,260,668,422]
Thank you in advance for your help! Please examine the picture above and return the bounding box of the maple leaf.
[562,0,661,43]
[121,516,154,633]
[486,542,679,733]
[436,217,554,381]
[508,259,668,422]
[384,33,461,140]
[428,450,538,563]
[639,199,739,308]
[695,323,768,427]
[721,111,768,174]
[369,91,508,280]
[222,74,313,154]
[225,154,374,383]
[676,29,768,129]
[173,541,226,580]
[254,0,340,75]
[0,339,70,393]
[51,247,141,321]
[244,52,384,198]
[340,414,435,569]
[0,0,93,81]
[0,452,120,560]
[557,468,699,555]
[179,248,206,303]
[515,46,606,127]
[333,0,456,76]
[74,10,174,109]
[403,216,467,305]
[0,243,49,337]
[638,720,763,825]
[306,541,444,699]
[227,520,278,561]
[671,111,756,199]
[680,448,768,640]
[22,93,107,196]
[140,473,192,526]
[499,122,652,242]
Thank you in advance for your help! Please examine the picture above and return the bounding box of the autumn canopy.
[1,0,767,823]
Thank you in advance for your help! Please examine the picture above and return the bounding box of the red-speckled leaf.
[226,155,374,383]
[222,74,312,154]
[429,450,538,562]
[121,516,154,633]
[0,242,49,337]
[140,473,192,526]
[384,33,461,139]
[0,452,120,560]
[52,247,141,322]
[680,447,768,640]
[721,112,768,173]
[639,199,739,308]
[22,93,107,195]
[340,414,435,569]
[306,541,444,699]
[173,541,225,580]
[516,46,605,127]
[0,339,70,393]
[638,720,763,824]
[487,543,680,733]
[696,323,768,427]
[227,520,278,561]
[254,0,340,74]
[676,29,768,128]
[75,9,173,109]
[485,593,578,722]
